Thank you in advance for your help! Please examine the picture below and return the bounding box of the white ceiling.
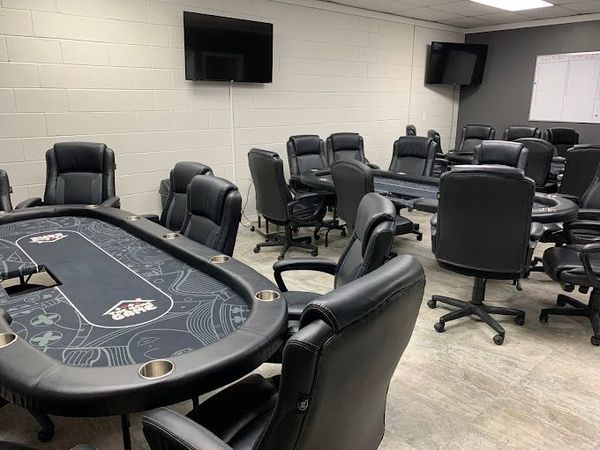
[323,0,600,29]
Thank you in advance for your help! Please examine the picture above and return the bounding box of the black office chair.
[388,136,438,177]
[427,129,442,152]
[446,124,495,166]
[0,169,13,212]
[331,160,420,240]
[180,175,242,257]
[249,148,325,259]
[542,244,600,346]
[17,142,120,208]
[406,124,417,136]
[472,140,528,170]
[545,127,579,158]
[273,192,396,319]
[153,162,213,231]
[428,165,542,345]
[142,254,425,450]
[516,138,556,192]
[561,164,600,245]
[503,126,541,141]
[428,129,449,177]
[558,145,600,202]
[326,132,378,169]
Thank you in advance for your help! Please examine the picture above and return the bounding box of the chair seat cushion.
[542,245,600,286]
[284,290,322,319]
[290,196,326,225]
[394,215,415,236]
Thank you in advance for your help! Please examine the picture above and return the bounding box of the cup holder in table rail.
[139,359,174,380]
[125,215,141,222]
[255,290,281,302]
[86,204,101,210]
[162,233,179,240]
[210,255,230,264]
[0,332,17,349]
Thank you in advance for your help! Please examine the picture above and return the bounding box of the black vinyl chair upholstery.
[503,126,541,141]
[427,130,442,154]
[142,254,425,450]
[472,140,528,170]
[18,142,120,208]
[559,145,600,201]
[406,124,417,136]
[160,162,214,232]
[181,175,242,257]
[545,127,579,158]
[388,136,438,177]
[429,165,541,344]
[516,138,556,192]
[326,132,377,168]
[562,164,600,245]
[0,169,13,212]
[273,193,396,319]
[446,124,495,165]
[287,135,327,177]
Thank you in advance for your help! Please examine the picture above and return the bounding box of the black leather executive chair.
[0,169,13,212]
[331,159,420,240]
[561,164,600,245]
[388,136,438,177]
[558,145,600,202]
[429,166,542,345]
[446,124,495,166]
[406,124,417,136]
[273,192,396,319]
[542,243,600,346]
[151,162,213,232]
[326,132,378,169]
[249,149,325,259]
[503,126,541,141]
[428,129,450,177]
[545,127,579,158]
[427,129,442,152]
[181,175,242,257]
[516,138,556,192]
[472,140,528,170]
[142,254,425,450]
[17,143,120,208]
[287,135,346,244]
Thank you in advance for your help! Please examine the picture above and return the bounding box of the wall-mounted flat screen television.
[184,11,273,83]
[425,42,488,85]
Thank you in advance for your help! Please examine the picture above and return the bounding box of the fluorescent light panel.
[470,0,553,11]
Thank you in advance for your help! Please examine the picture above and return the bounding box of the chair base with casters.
[428,277,526,345]
[254,225,318,260]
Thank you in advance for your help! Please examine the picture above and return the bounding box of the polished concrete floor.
[1,210,599,449]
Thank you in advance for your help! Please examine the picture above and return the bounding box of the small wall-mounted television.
[184,11,273,83]
[425,42,488,85]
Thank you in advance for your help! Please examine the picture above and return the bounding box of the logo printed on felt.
[103,298,157,321]
[29,233,68,244]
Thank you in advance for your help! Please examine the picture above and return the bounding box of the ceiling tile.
[430,1,500,16]
[561,1,600,13]
[442,16,492,27]
[521,5,580,18]
[396,6,466,21]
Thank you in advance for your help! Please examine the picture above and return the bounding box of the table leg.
[121,414,132,450]
[28,409,55,443]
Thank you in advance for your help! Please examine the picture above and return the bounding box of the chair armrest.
[558,193,580,205]
[314,169,331,176]
[101,196,120,208]
[142,408,232,450]
[367,163,380,170]
[580,243,600,290]
[577,209,600,220]
[15,197,42,209]
[564,220,600,232]
[435,157,449,165]
[141,214,161,224]
[288,192,326,222]
[273,258,337,292]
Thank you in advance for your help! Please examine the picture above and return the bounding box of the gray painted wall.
[456,21,600,147]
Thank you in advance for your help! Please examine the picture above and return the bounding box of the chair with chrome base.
[428,165,542,345]
[142,254,425,450]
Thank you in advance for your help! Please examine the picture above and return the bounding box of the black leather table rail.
[293,169,578,224]
[0,205,287,417]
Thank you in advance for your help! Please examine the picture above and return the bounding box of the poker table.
[294,169,578,224]
[0,205,287,449]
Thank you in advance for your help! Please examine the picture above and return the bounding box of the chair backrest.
[334,193,396,288]
[161,161,213,231]
[0,169,13,212]
[545,127,579,157]
[434,165,535,278]
[326,132,366,165]
[248,148,293,224]
[503,126,541,141]
[472,140,528,170]
[456,124,495,155]
[427,129,442,154]
[560,145,600,199]
[287,135,327,176]
[580,162,600,209]
[330,160,373,229]
[388,136,438,176]
[44,142,116,205]
[257,255,425,450]
[181,175,242,256]
[405,124,417,136]
[516,138,554,187]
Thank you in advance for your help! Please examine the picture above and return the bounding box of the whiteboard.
[529,51,600,124]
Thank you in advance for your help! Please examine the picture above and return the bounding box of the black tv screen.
[184,12,273,83]
[425,42,488,85]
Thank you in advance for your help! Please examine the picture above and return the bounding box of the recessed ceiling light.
[470,0,553,11]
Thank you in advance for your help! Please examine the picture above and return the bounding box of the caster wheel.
[38,430,54,443]
[557,297,567,306]
[314,234,320,241]
[311,249,318,257]
[341,230,347,237]
[539,313,548,323]
[493,334,504,345]
[514,316,525,326]
[417,235,423,241]
[427,299,437,309]
[591,336,600,346]
[250,226,255,232]
[434,322,445,333]
[277,255,284,260]
[253,246,260,253]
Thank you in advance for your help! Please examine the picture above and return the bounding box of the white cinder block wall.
[0,0,464,216]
